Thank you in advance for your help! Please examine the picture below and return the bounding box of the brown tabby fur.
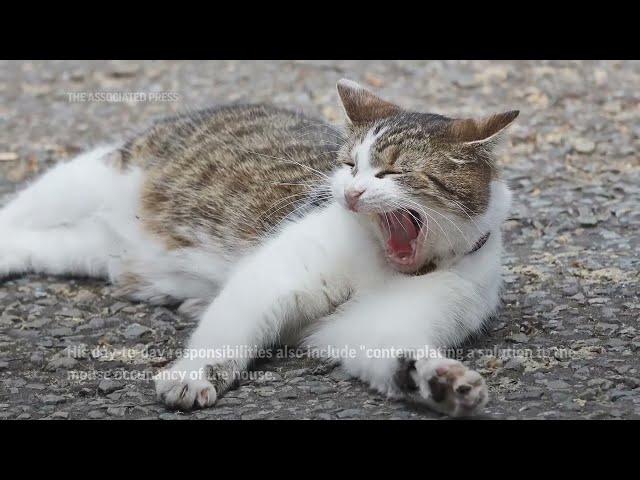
[112,86,516,254]
[118,105,343,251]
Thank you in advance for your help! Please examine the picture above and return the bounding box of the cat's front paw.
[154,363,217,411]
[411,358,488,417]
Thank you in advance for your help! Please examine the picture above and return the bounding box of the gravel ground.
[0,60,638,420]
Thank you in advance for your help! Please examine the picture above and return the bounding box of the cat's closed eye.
[343,161,355,167]
[375,170,402,179]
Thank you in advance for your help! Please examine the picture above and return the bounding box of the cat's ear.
[336,79,400,124]
[448,110,519,145]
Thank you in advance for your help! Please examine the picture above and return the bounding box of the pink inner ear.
[449,110,519,143]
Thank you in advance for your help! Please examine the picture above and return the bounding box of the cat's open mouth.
[377,209,427,271]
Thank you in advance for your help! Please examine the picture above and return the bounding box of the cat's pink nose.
[345,188,365,211]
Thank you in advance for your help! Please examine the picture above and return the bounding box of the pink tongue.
[386,212,418,256]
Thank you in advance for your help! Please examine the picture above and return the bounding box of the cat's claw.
[413,358,488,417]
[155,368,217,411]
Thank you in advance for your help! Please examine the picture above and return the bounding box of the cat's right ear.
[448,111,520,146]
[336,79,400,125]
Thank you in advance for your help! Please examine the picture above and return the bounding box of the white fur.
[0,142,511,416]
[0,146,139,278]
[351,126,385,176]
[339,127,407,215]
[0,147,230,302]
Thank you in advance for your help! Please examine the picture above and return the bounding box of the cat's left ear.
[336,79,401,124]
[448,110,519,145]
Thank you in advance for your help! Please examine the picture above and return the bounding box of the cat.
[0,79,517,417]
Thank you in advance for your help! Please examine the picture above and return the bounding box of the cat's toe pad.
[413,358,488,417]
[155,370,217,411]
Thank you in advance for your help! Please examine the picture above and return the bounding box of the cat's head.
[330,79,517,273]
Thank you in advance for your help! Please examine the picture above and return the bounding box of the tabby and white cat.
[0,79,517,417]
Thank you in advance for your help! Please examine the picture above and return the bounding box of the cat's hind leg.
[0,220,120,279]
[0,145,224,310]
[108,243,228,308]
[0,145,142,280]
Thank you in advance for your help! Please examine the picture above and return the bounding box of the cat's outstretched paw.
[154,365,217,411]
[411,358,488,417]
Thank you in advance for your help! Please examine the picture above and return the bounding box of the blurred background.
[1,60,637,186]
[0,60,638,420]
